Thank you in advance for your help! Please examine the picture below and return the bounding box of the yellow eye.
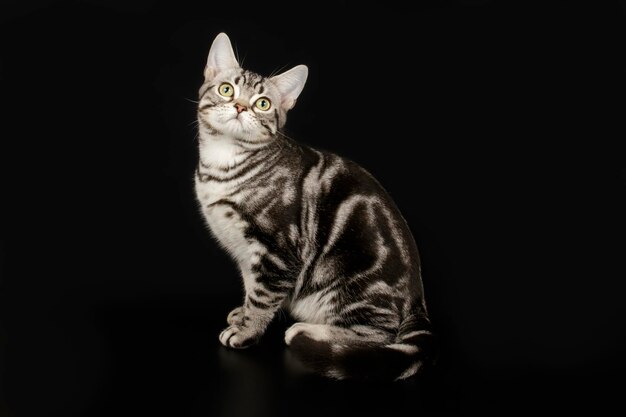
[255,97,271,111]
[218,83,234,97]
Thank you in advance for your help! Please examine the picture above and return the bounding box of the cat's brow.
[254,80,265,94]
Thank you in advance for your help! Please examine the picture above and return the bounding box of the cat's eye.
[255,97,271,111]
[218,83,234,97]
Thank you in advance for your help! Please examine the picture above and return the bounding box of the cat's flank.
[195,33,433,380]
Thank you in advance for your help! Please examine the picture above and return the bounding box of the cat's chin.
[217,121,270,144]
[222,123,249,138]
[204,112,267,144]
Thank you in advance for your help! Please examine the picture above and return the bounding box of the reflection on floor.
[0,297,619,417]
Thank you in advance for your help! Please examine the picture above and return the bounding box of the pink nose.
[235,103,247,113]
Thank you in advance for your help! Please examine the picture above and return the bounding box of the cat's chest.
[200,201,251,261]
[195,172,241,206]
[196,180,248,252]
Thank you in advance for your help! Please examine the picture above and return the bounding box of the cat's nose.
[235,103,247,113]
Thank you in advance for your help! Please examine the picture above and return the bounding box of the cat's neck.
[198,134,250,169]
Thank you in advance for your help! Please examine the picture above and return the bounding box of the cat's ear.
[270,65,308,111]
[204,33,239,80]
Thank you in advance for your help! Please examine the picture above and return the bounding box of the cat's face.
[198,68,284,144]
[198,33,308,145]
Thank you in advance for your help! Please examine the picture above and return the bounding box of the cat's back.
[288,145,424,324]
[295,143,420,264]
[298,145,408,220]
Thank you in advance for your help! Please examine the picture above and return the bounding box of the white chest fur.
[199,135,248,169]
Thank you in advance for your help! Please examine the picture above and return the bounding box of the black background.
[1,1,625,416]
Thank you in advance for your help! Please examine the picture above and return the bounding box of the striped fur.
[195,33,433,380]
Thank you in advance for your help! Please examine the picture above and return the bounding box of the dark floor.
[1,292,622,417]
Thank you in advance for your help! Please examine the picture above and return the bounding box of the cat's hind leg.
[284,319,433,380]
[285,322,392,346]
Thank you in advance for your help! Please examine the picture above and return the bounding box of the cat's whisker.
[269,63,290,78]
[277,308,286,322]
[234,43,247,67]
[277,130,296,142]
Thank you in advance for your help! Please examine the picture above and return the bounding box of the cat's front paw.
[219,325,259,349]
[226,306,246,326]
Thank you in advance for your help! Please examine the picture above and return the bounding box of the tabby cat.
[195,33,433,380]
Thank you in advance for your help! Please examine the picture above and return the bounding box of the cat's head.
[197,33,308,145]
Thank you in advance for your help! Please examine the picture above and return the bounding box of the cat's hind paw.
[219,325,258,349]
[285,322,331,345]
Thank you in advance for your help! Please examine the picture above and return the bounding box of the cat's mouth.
[224,117,251,134]
[235,110,252,121]
[228,116,244,126]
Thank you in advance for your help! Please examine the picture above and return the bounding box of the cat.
[195,33,434,380]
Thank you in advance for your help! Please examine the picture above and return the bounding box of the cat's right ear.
[204,33,240,81]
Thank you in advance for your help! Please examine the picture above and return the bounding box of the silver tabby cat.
[195,33,433,380]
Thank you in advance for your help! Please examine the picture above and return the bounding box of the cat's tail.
[285,310,436,381]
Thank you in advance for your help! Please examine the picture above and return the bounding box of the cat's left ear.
[204,33,240,80]
[270,65,308,111]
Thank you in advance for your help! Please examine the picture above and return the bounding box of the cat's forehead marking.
[234,69,267,94]
[254,80,265,95]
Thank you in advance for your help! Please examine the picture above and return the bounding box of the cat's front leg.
[219,291,289,348]
[219,260,293,349]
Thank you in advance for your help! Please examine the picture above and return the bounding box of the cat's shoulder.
[294,146,383,195]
